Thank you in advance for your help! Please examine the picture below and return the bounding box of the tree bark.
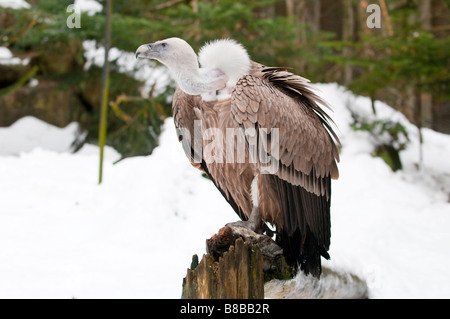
[181,225,369,299]
[379,0,393,36]
[182,236,265,299]
[419,0,433,129]
[342,0,354,85]
[182,226,289,299]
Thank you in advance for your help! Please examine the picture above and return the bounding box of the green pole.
[98,0,112,184]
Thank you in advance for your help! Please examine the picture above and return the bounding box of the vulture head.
[136,37,251,100]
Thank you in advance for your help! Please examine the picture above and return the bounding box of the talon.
[262,224,275,237]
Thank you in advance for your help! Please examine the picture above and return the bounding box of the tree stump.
[181,225,290,299]
[181,225,370,299]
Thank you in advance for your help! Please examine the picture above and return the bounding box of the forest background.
[1,0,449,160]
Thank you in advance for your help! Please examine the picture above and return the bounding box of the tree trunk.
[342,0,354,86]
[419,0,433,129]
[313,0,321,31]
[414,87,424,166]
[182,238,264,299]
[182,226,290,299]
[285,0,294,17]
[181,225,369,299]
[379,0,393,36]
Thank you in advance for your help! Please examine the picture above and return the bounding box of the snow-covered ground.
[318,84,450,299]
[0,83,449,299]
[0,118,235,299]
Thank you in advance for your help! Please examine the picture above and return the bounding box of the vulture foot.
[225,220,274,237]
[226,220,259,233]
[226,206,268,234]
[207,225,285,273]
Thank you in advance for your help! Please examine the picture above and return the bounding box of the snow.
[28,78,39,88]
[316,84,450,298]
[0,84,449,299]
[0,46,30,66]
[0,47,14,60]
[0,0,30,9]
[0,117,79,156]
[82,40,171,98]
[0,0,101,14]
[74,0,102,16]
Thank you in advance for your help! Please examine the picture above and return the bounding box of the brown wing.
[172,88,247,221]
[172,88,203,169]
[231,67,340,276]
[232,68,340,195]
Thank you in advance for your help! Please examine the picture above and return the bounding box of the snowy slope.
[0,119,235,298]
[317,84,450,298]
[0,84,449,299]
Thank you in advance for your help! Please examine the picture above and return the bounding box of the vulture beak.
[135,43,157,59]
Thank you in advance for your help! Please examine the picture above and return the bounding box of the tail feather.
[272,175,331,278]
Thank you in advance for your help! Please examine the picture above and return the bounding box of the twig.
[0,66,38,97]
[4,19,37,46]
[152,0,185,11]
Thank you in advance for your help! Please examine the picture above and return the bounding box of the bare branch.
[152,0,185,11]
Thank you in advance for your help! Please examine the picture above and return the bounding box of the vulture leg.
[226,205,264,233]
[225,174,272,235]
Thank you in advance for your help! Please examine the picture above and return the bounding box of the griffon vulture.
[136,38,340,277]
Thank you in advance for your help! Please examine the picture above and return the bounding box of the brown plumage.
[136,38,340,277]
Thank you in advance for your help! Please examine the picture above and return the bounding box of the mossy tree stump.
[182,225,291,299]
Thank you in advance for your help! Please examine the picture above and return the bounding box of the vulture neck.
[169,62,228,98]
[166,38,252,100]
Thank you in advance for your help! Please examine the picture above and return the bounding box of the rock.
[0,79,85,127]
[32,40,83,76]
[0,64,31,88]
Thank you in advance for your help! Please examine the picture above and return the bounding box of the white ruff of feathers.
[198,39,251,101]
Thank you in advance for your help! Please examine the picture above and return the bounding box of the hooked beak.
[135,43,157,59]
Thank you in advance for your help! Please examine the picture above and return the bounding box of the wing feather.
[231,67,339,275]
[231,71,340,195]
[172,88,247,221]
